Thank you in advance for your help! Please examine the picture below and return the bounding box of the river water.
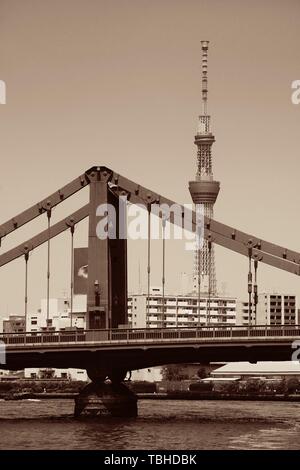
[0,399,299,450]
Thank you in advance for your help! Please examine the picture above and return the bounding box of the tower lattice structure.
[189,41,220,296]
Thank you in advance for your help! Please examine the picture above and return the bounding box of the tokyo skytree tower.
[189,41,220,296]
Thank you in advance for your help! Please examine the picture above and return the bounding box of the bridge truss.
[0,166,299,331]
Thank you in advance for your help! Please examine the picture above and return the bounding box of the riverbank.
[138,392,300,401]
[2,391,300,401]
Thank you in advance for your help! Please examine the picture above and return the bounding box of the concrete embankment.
[2,391,300,402]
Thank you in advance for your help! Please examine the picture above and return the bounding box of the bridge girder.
[1,340,296,372]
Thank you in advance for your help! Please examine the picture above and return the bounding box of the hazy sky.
[0,0,300,318]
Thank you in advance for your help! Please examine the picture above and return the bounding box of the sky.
[0,0,300,318]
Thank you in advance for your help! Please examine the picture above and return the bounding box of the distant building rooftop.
[212,361,300,377]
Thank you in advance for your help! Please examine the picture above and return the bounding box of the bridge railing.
[1,325,300,346]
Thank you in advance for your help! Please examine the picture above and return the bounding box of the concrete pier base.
[74,381,137,418]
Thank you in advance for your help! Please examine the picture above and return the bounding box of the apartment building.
[128,287,236,328]
[236,293,298,326]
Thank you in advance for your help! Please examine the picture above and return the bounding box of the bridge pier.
[74,368,137,418]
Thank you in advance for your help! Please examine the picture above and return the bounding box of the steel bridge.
[0,166,300,379]
[0,325,300,373]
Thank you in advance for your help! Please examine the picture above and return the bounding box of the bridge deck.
[1,325,300,349]
[1,326,299,371]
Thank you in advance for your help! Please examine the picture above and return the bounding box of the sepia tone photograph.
[0,0,300,458]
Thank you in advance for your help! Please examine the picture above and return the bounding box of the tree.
[275,378,287,394]
[286,377,300,394]
[161,365,189,381]
[197,366,208,379]
[244,379,265,394]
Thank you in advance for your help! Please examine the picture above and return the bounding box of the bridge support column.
[74,368,137,418]
[86,167,128,330]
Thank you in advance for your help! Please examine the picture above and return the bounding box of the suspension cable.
[46,203,52,327]
[24,248,29,331]
[162,212,166,328]
[253,255,258,326]
[197,246,201,327]
[196,204,201,327]
[147,204,151,320]
[70,221,75,328]
[248,242,253,326]
[208,235,212,326]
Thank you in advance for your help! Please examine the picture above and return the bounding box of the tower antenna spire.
[201,40,209,115]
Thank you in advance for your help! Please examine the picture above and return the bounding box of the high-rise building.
[128,287,236,329]
[2,315,26,334]
[189,41,220,297]
[236,293,298,326]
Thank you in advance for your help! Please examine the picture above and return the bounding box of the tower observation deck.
[189,41,220,297]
